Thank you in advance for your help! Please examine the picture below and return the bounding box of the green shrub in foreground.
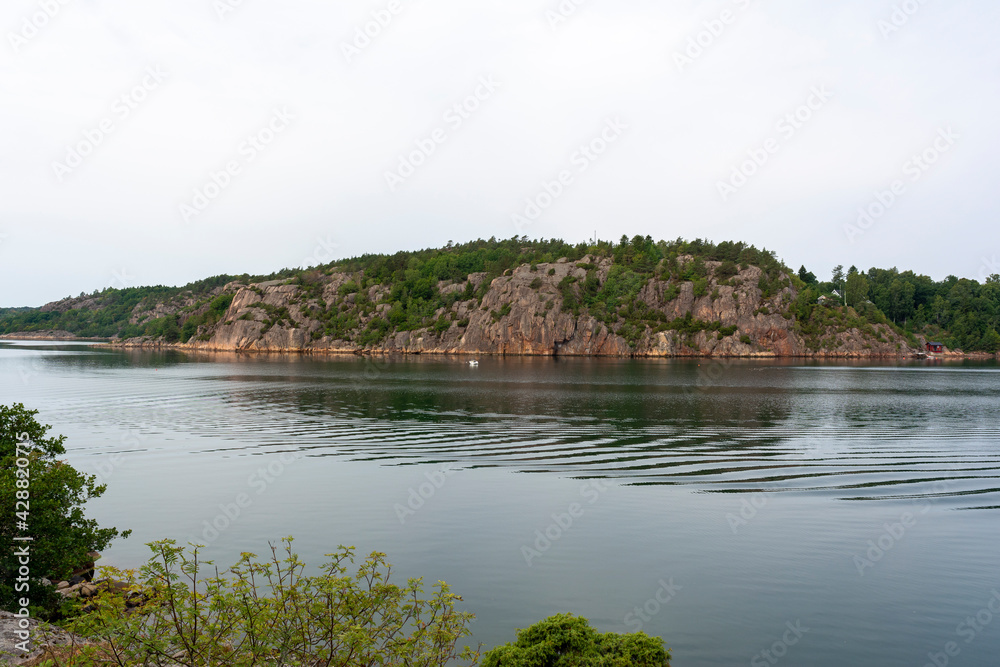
[0,403,129,620]
[481,613,670,666]
[61,538,478,667]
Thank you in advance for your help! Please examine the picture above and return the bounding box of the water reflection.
[3,343,997,510]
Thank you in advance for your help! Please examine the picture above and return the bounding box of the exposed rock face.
[0,611,90,665]
[113,257,917,358]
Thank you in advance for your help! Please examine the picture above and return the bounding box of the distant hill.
[1,236,997,356]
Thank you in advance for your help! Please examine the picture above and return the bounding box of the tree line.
[798,263,1000,352]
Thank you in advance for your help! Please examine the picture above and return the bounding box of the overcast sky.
[1,0,998,307]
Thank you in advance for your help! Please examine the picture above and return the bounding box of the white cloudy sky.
[1,0,998,306]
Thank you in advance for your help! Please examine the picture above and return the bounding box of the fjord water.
[3,342,1000,666]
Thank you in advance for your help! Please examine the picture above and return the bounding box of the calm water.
[3,341,1000,666]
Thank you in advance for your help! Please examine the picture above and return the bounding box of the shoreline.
[0,332,107,342]
[102,340,997,361]
[4,334,997,360]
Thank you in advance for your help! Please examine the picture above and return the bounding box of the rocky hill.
[2,237,935,357]
[108,254,914,358]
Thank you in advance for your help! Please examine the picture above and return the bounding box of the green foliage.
[574,265,641,325]
[481,613,669,667]
[64,538,477,667]
[338,280,360,296]
[0,404,129,620]
[255,304,295,335]
[356,317,391,347]
[791,288,819,322]
[716,260,739,280]
[845,272,869,308]
[433,315,452,334]
[141,316,181,343]
[559,276,580,315]
[180,318,198,343]
[179,295,235,343]
[339,238,588,287]
[861,269,1000,351]
[207,294,234,317]
[491,303,513,321]
[757,271,786,299]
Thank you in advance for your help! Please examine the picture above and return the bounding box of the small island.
[1,237,998,359]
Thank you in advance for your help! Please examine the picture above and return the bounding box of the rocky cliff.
[110,255,916,358]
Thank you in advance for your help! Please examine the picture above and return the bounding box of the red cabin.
[925,342,944,353]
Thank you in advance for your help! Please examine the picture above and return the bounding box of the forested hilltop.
[1,236,998,356]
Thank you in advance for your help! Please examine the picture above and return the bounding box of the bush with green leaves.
[481,613,669,667]
[0,404,130,619]
[60,538,478,667]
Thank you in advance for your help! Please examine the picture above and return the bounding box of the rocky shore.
[0,330,103,341]
[0,611,89,666]
[0,550,148,666]
[9,255,997,360]
[106,256,928,359]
